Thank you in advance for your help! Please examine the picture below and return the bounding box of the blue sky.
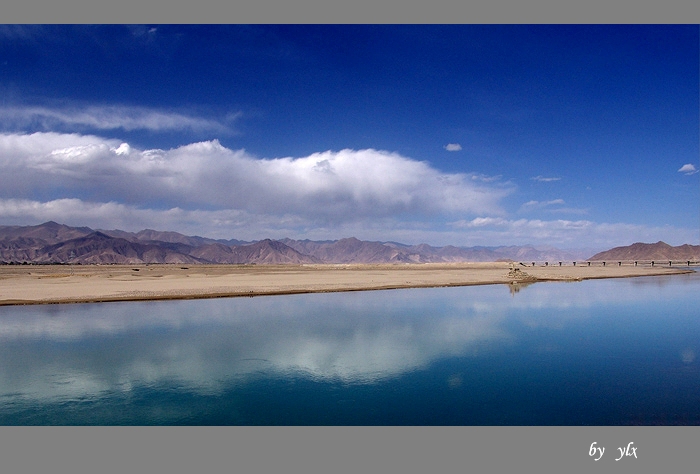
[0,24,698,248]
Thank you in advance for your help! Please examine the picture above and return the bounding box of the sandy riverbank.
[0,262,694,306]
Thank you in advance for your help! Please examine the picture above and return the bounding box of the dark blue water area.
[1,270,699,425]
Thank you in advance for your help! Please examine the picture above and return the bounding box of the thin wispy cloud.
[0,105,238,134]
[519,199,565,212]
[447,217,696,247]
[678,164,698,175]
[470,173,503,183]
[444,143,462,151]
[531,176,561,182]
[0,24,45,40]
[457,217,510,228]
[547,208,589,215]
[518,200,589,216]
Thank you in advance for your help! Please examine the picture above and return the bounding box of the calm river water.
[1,270,699,425]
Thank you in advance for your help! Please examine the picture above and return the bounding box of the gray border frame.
[1,1,699,472]
[2,0,700,23]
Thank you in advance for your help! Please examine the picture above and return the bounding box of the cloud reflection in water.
[0,272,697,404]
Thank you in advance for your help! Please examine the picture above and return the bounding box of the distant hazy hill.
[1,221,601,265]
[279,238,591,264]
[189,239,322,264]
[280,237,413,263]
[588,241,700,261]
[0,221,93,245]
[99,228,250,247]
[36,232,204,265]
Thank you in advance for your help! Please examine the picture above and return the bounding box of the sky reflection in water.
[1,271,698,425]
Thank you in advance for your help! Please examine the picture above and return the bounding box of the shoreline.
[0,262,694,306]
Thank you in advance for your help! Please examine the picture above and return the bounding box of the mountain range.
[1,221,694,265]
[589,241,700,262]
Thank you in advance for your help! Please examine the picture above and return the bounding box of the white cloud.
[0,132,514,235]
[447,217,697,247]
[678,163,698,175]
[0,198,256,239]
[548,207,589,215]
[517,199,586,216]
[531,176,561,182]
[470,173,503,183]
[0,105,237,134]
[457,217,510,228]
[0,132,695,248]
[444,143,462,151]
[1,197,693,248]
[519,199,565,212]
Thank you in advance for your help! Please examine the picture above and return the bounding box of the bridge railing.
[517,260,700,267]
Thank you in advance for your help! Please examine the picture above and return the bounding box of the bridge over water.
[520,260,700,268]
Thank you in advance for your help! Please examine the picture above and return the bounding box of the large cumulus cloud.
[0,132,512,223]
[2,132,695,246]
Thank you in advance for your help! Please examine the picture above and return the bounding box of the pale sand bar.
[0,262,694,306]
